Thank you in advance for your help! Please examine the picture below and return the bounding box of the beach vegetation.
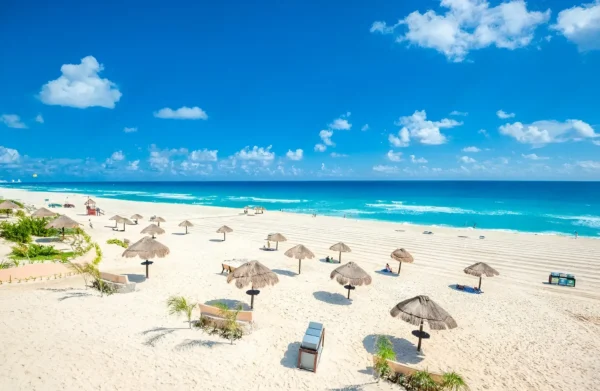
[0,216,59,243]
[10,243,73,263]
[196,301,244,344]
[441,372,469,391]
[107,238,129,248]
[167,296,197,329]
[374,335,395,379]
[66,261,114,296]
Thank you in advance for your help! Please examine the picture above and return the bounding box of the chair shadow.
[280,341,301,368]
[205,299,251,311]
[362,334,424,364]
[174,339,225,350]
[209,239,224,242]
[58,292,93,301]
[125,274,147,283]
[448,284,482,294]
[312,291,351,306]
[374,270,399,277]
[272,269,297,277]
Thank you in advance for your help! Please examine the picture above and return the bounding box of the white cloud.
[111,151,125,161]
[234,146,275,164]
[499,119,598,145]
[593,140,600,146]
[314,144,327,152]
[410,155,428,163]
[552,1,600,51]
[391,110,461,146]
[500,157,510,164]
[462,146,481,152]
[35,114,44,124]
[286,149,304,161]
[124,127,137,133]
[371,0,550,62]
[361,124,370,131]
[330,152,348,158]
[450,110,468,116]
[329,118,352,130]
[0,146,20,164]
[522,153,549,160]
[147,146,188,171]
[387,150,403,162]
[39,56,122,109]
[319,129,335,146]
[460,155,476,163]
[389,128,411,147]
[479,129,489,137]
[190,149,218,162]
[127,160,140,171]
[577,160,600,170]
[497,110,516,119]
[373,164,399,173]
[432,167,442,172]
[154,106,208,120]
[0,114,27,129]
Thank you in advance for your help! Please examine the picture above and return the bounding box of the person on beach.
[575,231,578,239]
[88,219,93,229]
[385,263,392,273]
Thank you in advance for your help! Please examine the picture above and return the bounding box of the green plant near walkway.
[167,296,197,329]
[106,238,128,248]
[66,260,114,296]
[10,243,73,263]
[441,372,469,391]
[374,336,396,379]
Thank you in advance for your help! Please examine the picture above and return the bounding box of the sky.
[1,0,600,181]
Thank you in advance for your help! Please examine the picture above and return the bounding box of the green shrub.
[406,370,438,391]
[16,210,26,218]
[106,238,128,248]
[0,221,32,243]
[196,301,243,344]
[374,336,396,379]
[441,372,469,391]
[167,296,197,329]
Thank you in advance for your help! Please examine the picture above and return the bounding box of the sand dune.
[1,188,599,391]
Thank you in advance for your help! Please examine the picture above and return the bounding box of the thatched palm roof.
[330,262,372,286]
[109,215,124,221]
[0,200,21,210]
[131,214,143,220]
[391,248,414,263]
[464,262,499,277]
[45,215,80,229]
[330,242,351,253]
[268,233,287,242]
[226,260,279,289]
[390,295,457,330]
[217,225,233,233]
[178,220,194,227]
[31,207,57,218]
[141,223,165,236]
[119,217,135,226]
[153,216,166,223]
[122,236,170,259]
[284,244,315,260]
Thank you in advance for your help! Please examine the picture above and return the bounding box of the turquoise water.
[2,181,600,237]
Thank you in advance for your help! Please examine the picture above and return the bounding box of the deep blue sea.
[2,181,600,237]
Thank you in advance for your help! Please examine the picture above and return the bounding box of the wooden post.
[417,320,423,351]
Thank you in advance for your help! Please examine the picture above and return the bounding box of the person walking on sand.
[575,231,578,239]
[89,219,93,229]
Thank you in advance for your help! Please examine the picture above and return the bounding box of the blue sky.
[1,0,600,181]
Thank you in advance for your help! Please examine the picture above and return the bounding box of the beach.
[1,187,600,391]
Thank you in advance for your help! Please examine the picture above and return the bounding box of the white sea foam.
[227,196,307,204]
[101,191,149,196]
[365,203,474,214]
[141,193,197,201]
[546,214,600,229]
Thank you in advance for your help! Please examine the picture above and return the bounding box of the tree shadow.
[362,334,423,364]
[125,274,147,283]
[209,239,224,242]
[272,269,297,277]
[38,287,77,292]
[174,339,225,351]
[328,384,376,391]
[58,292,93,301]
[205,299,251,311]
[141,327,184,347]
[280,341,301,368]
[312,291,351,306]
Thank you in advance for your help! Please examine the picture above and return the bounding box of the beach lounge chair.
[297,322,325,373]
[221,260,244,274]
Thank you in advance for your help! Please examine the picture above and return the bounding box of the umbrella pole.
[123,222,125,231]
[250,284,255,309]
[298,259,302,274]
[186,226,188,234]
[417,320,423,351]
[145,261,150,279]
[478,276,482,290]
[398,262,402,275]
[115,221,117,228]
[223,232,226,241]
[62,227,65,239]
[339,250,342,263]
[276,241,279,250]
[347,286,351,299]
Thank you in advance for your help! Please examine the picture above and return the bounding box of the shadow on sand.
[280,341,301,368]
[374,270,399,278]
[141,327,187,347]
[58,292,93,301]
[272,269,297,277]
[174,339,225,350]
[209,239,224,242]
[312,291,351,306]
[125,274,147,283]
[362,334,423,364]
[171,232,188,236]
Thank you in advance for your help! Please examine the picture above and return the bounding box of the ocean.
[2,181,600,237]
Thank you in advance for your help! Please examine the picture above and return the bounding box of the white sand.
[1,188,600,391]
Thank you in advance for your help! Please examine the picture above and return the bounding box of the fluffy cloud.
[127,160,140,171]
[330,152,348,158]
[314,144,327,152]
[552,1,600,51]
[154,106,208,120]
[234,146,275,164]
[499,119,598,145]
[329,118,352,130]
[593,140,600,146]
[387,150,403,162]
[0,114,27,129]
[371,0,550,62]
[286,149,304,161]
[410,155,428,163]
[373,164,399,173]
[123,127,137,133]
[0,146,20,164]
[497,110,516,119]
[460,155,476,163]
[450,110,468,116]
[479,129,489,137]
[577,160,600,170]
[462,146,481,152]
[361,124,370,131]
[319,129,335,146]
[111,151,125,161]
[147,146,188,171]
[190,149,218,162]
[390,110,461,146]
[522,153,549,160]
[35,114,44,124]
[39,56,122,109]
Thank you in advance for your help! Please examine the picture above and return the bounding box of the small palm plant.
[66,261,96,289]
[167,296,197,329]
[374,335,396,380]
[442,371,469,391]
[214,302,243,344]
[408,370,438,391]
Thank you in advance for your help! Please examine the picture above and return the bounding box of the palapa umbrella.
[267,232,287,250]
[31,207,58,218]
[391,295,457,351]
[390,248,414,275]
[153,216,166,227]
[109,215,124,228]
[464,262,499,290]
[284,244,315,274]
[227,260,279,309]
[118,217,135,232]
[122,236,170,278]
[45,215,81,239]
[330,242,351,263]
[141,223,165,239]
[0,200,21,217]
[131,214,143,224]
[216,225,233,241]
[179,220,194,234]
[330,262,372,299]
